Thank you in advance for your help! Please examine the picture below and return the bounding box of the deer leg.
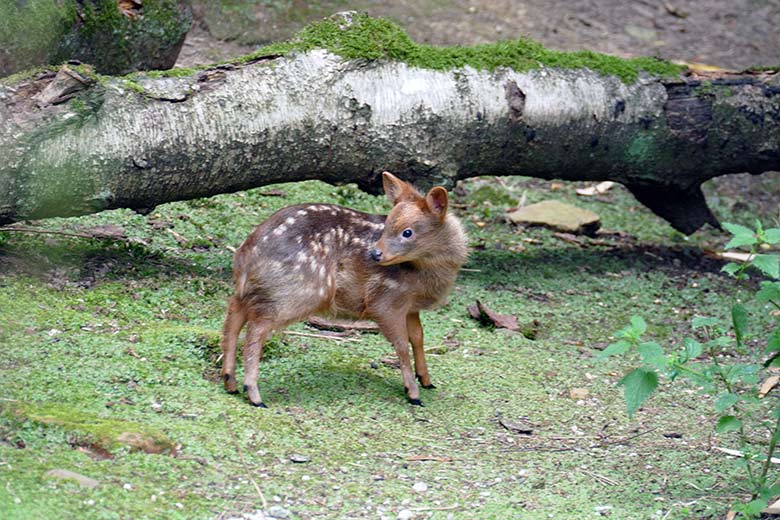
[407,312,434,389]
[243,319,272,408]
[220,296,246,394]
[378,315,421,406]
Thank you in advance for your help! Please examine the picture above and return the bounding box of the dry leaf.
[764,499,780,515]
[467,300,519,330]
[569,388,589,399]
[759,375,780,398]
[576,181,615,196]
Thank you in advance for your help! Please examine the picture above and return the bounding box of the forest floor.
[2,1,780,520]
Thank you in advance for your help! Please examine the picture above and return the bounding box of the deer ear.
[382,171,413,206]
[425,186,448,221]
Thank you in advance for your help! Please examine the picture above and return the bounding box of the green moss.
[243,13,683,83]
[0,1,78,76]
[2,401,175,454]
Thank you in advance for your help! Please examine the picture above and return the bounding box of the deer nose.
[370,248,383,262]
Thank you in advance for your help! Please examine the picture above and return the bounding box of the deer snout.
[370,248,383,262]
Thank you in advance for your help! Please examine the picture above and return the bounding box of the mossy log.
[1,13,779,233]
[0,0,192,77]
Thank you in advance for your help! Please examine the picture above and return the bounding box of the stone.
[43,469,99,489]
[507,200,600,234]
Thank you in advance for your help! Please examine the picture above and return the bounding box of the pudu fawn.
[220,172,468,407]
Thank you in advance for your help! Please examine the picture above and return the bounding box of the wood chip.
[467,300,519,330]
[576,181,615,196]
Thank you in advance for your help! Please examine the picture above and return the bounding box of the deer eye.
[401,228,413,238]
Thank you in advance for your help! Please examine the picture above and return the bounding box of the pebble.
[289,453,309,463]
[397,510,414,520]
[268,506,290,519]
[412,481,428,493]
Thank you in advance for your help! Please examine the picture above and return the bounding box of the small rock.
[289,453,309,463]
[43,469,99,489]
[412,481,428,493]
[397,510,414,520]
[507,200,600,234]
[268,505,290,519]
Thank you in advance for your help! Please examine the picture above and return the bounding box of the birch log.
[1,46,778,232]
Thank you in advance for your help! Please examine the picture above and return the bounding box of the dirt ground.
[178,0,780,70]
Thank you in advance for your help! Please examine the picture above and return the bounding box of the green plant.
[600,220,780,517]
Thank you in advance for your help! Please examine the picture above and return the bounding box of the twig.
[594,427,659,448]
[222,412,267,511]
[580,469,618,486]
[412,505,460,512]
[283,330,360,343]
[0,226,99,239]
[460,268,482,272]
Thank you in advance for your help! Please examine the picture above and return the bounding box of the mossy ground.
[1,174,779,519]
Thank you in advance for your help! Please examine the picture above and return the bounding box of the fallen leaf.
[576,181,615,196]
[467,300,519,330]
[764,499,780,515]
[759,375,780,398]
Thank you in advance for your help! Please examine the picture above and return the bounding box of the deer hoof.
[408,398,424,406]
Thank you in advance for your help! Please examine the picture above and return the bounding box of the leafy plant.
[600,220,780,516]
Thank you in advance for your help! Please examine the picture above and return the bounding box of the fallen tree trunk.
[1,14,778,233]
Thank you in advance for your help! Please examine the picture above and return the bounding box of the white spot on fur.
[295,235,302,244]
[285,217,296,226]
[262,235,269,242]
[383,278,400,289]
[309,259,318,272]
[296,251,308,263]
[296,210,308,216]
[273,224,287,236]
[318,265,326,278]
[318,287,326,297]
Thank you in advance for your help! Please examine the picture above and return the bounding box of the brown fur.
[220,172,468,406]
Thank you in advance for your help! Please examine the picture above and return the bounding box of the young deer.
[220,172,468,407]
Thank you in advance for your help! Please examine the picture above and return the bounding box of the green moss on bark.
[244,13,683,83]
[0,0,191,78]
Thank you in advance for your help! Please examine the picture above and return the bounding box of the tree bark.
[1,51,778,233]
[0,0,192,78]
